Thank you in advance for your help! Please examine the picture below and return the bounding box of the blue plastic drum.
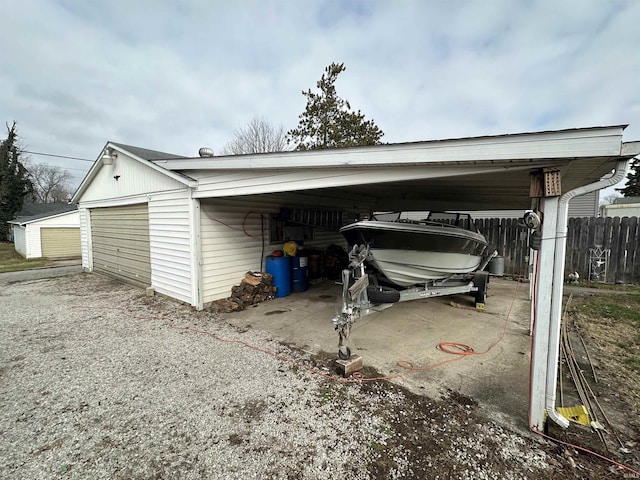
[266,256,291,298]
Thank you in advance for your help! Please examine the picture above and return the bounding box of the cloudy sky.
[2,0,639,191]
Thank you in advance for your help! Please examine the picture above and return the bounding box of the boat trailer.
[332,245,496,360]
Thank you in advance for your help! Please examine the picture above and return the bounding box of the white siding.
[201,194,360,303]
[78,151,187,203]
[25,224,41,258]
[568,191,598,218]
[79,208,90,269]
[148,190,194,304]
[13,226,27,257]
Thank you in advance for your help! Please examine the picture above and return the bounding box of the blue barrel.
[291,256,308,293]
[266,256,291,298]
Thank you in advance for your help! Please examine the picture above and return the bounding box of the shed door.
[90,204,151,285]
[40,228,81,259]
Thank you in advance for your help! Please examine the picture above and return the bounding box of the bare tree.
[600,193,622,206]
[223,117,289,155]
[26,163,73,203]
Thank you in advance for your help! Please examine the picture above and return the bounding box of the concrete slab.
[0,265,83,285]
[223,277,533,430]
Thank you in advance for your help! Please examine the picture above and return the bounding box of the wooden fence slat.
[627,217,638,283]
[617,217,630,283]
[607,217,620,282]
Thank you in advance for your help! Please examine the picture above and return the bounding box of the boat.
[339,212,489,287]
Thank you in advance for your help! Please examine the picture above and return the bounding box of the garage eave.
[154,125,626,171]
[71,142,197,203]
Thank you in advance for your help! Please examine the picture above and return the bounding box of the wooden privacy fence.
[474,218,530,276]
[473,217,640,284]
[565,216,640,284]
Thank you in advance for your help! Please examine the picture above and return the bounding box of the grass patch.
[573,294,640,324]
[0,241,49,273]
[570,293,640,386]
[572,280,640,293]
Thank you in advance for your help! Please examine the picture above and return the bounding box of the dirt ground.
[561,289,640,470]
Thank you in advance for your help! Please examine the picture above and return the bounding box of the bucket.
[291,256,308,293]
[488,256,505,276]
[266,256,291,297]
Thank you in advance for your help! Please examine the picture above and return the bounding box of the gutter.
[545,159,628,428]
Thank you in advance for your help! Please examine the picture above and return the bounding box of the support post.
[529,196,558,430]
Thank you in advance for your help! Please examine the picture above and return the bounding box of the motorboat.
[339,212,489,287]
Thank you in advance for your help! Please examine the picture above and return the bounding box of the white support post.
[189,196,204,310]
[529,196,558,431]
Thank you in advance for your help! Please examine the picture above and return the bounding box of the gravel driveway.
[0,272,602,479]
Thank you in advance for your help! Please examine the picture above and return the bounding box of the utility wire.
[34,164,89,173]
[22,150,95,163]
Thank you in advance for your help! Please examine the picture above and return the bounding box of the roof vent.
[198,147,214,157]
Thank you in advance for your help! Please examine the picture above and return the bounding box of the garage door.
[40,228,81,259]
[90,204,151,285]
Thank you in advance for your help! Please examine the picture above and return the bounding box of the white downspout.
[546,160,628,428]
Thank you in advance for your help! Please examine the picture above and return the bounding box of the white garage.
[71,128,640,432]
[8,207,81,260]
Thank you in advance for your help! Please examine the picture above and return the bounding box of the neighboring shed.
[600,196,640,217]
[8,205,80,259]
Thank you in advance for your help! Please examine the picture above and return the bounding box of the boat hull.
[340,220,488,287]
[368,248,483,286]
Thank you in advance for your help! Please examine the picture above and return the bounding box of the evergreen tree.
[287,63,384,150]
[616,157,640,197]
[0,122,33,238]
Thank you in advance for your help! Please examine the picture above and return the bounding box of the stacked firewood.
[211,271,277,313]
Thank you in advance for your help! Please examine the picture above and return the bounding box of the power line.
[22,150,95,163]
[25,161,89,173]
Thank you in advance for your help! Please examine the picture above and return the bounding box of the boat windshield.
[371,211,477,231]
[425,212,474,230]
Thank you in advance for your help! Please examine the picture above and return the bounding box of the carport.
[73,125,639,432]
[153,125,640,432]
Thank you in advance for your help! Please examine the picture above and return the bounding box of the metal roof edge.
[156,125,628,171]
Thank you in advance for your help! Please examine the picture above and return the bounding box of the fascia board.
[156,126,626,171]
[622,141,640,157]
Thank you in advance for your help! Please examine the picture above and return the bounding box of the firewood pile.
[211,271,277,313]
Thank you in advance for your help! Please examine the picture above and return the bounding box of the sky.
[2,0,639,194]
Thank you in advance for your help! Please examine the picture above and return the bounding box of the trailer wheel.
[367,285,401,304]
[473,271,489,307]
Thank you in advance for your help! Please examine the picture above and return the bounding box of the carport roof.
[152,125,640,211]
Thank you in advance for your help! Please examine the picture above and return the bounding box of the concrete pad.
[0,265,83,285]
[223,278,532,430]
